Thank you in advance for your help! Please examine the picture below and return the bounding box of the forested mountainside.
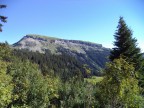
[13,34,110,76]
[13,49,87,79]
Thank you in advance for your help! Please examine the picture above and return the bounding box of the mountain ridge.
[13,34,109,53]
[13,34,103,48]
[13,34,110,75]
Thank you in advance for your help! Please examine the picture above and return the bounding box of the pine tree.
[0,4,7,32]
[109,17,143,71]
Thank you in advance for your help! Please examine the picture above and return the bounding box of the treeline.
[56,47,109,76]
[13,49,90,79]
[13,46,108,78]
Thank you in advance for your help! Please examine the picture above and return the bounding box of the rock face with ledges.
[13,34,110,75]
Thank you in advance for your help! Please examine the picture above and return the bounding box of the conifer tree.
[0,4,7,32]
[109,17,143,71]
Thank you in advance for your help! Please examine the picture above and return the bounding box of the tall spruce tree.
[0,4,7,32]
[109,17,143,72]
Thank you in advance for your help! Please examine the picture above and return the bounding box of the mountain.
[13,34,110,76]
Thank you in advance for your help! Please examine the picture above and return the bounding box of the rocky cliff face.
[13,34,110,75]
[13,34,105,53]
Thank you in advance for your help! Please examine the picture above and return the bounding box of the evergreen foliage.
[58,77,98,108]
[13,49,85,79]
[0,4,7,32]
[109,17,143,71]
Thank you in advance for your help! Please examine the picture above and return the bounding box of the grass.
[26,34,59,40]
[84,76,103,85]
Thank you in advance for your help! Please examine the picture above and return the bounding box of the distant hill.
[13,34,110,75]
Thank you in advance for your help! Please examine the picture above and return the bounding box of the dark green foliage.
[0,43,12,61]
[57,47,109,76]
[58,77,98,108]
[0,4,7,32]
[109,17,143,72]
[82,49,109,75]
[13,49,85,80]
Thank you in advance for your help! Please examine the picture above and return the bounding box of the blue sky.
[0,0,144,51]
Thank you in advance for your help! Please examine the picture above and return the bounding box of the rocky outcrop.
[13,34,110,75]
